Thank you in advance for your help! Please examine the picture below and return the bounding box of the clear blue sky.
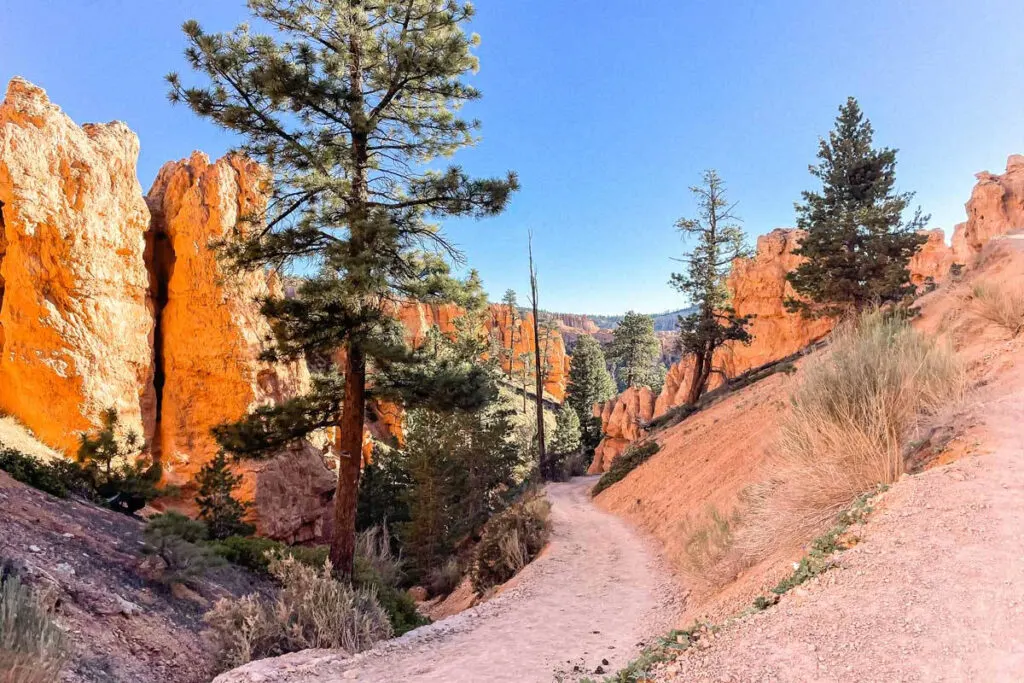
[2,1,1023,314]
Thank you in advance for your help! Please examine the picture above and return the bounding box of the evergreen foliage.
[169,0,517,574]
[565,335,615,450]
[195,451,255,540]
[500,289,520,380]
[356,445,411,533]
[607,312,662,391]
[398,404,521,580]
[670,170,753,405]
[76,409,161,514]
[787,97,928,316]
[542,405,584,481]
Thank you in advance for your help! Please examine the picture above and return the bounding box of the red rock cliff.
[0,78,154,452]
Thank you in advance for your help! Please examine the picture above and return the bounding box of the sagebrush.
[204,554,392,670]
[0,572,68,683]
[472,493,551,592]
[739,310,963,559]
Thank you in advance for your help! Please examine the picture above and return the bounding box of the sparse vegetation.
[0,571,68,683]
[0,448,87,499]
[680,506,739,580]
[591,442,661,496]
[739,310,962,559]
[142,513,225,587]
[426,558,463,597]
[204,554,392,671]
[207,535,328,576]
[471,492,551,592]
[972,281,1024,336]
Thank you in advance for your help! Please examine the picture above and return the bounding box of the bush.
[471,493,551,592]
[739,310,963,560]
[0,448,88,499]
[351,525,428,635]
[591,441,660,496]
[194,451,254,540]
[0,572,68,683]
[142,513,224,586]
[972,281,1024,336]
[208,535,328,576]
[426,557,462,597]
[204,554,392,670]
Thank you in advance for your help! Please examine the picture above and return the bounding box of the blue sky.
[2,1,1023,314]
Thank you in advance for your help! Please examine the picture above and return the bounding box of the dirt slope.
[215,478,682,683]
[0,455,270,682]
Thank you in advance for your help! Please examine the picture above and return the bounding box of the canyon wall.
[0,79,569,539]
[0,77,154,453]
[590,155,1024,473]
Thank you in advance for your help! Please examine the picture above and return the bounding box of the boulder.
[952,154,1024,263]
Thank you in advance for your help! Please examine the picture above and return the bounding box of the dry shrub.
[679,506,740,582]
[426,557,462,597]
[972,281,1024,336]
[204,554,392,670]
[0,574,68,683]
[738,310,963,560]
[471,493,551,592]
[354,524,403,589]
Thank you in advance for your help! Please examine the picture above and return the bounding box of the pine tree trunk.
[331,343,366,578]
[685,347,709,406]
[529,239,546,473]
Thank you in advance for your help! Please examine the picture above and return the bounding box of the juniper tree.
[671,170,752,405]
[787,97,928,316]
[565,335,614,449]
[607,311,661,391]
[169,0,517,575]
[194,451,255,540]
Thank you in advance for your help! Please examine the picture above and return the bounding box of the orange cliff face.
[0,77,154,452]
[952,155,1024,264]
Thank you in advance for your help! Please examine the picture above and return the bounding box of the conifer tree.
[565,335,614,448]
[671,170,752,405]
[170,0,517,575]
[606,312,661,391]
[787,97,928,316]
[500,289,519,380]
[194,451,255,540]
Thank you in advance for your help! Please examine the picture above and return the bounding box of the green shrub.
[208,535,328,576]
[0,448,87,499]
[0,572,68,683]
[194,451,254,540]
[471,493,551,591]
[204,554,392,670]
[142,513,224,586]
[591,441,660,496]
[352,525,428,635]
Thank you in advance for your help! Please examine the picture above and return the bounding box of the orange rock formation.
[952,155,1024,264]
[0,78,154,453]
[588,386,655,473]
[146,152,311,487]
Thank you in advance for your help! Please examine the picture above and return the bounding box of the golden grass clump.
[972,281,1024,336]
[738,310,964,560]
[0,574,68,683]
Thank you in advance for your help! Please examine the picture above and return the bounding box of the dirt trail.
[217,477,682,683]
[655,359,1024,681]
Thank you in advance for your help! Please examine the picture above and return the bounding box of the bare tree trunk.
[685,346,711,406]
[529,233,546,474]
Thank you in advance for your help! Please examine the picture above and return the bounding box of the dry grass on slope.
[971,280,1024,336]
[737,310,964,561]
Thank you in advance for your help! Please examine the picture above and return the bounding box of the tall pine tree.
[787,97,928,316]
[170,0,517,575]
[606,312,661,391]
[565,335,614,449]
[670,170,752,405]
[500,289,519,380]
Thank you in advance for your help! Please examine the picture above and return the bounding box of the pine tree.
[787,97,928,316]
[194,451,255,540]
[606,312,661,391]
[77,408,162,514]
[549,406,582,456]
[500,289,519,380]
[670,170,752,405]
[565,335,615,449]
[170,1,517,575]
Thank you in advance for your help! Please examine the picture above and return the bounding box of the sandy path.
[217,477,681,683]
[656,366,1024,682]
